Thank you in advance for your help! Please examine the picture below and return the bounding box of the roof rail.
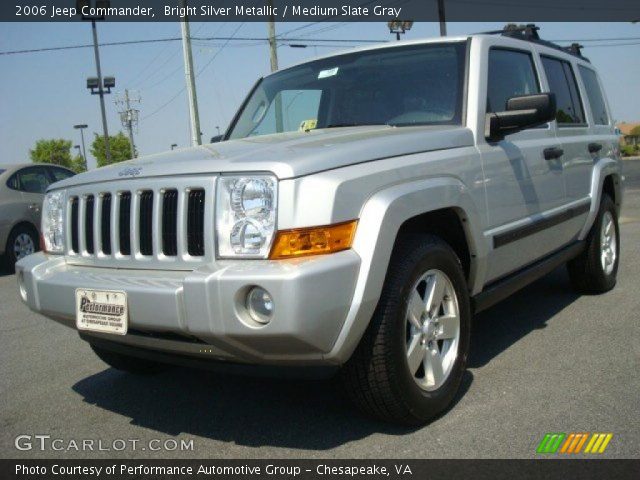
[478,23,590,62]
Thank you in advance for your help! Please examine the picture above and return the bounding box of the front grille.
[65,179,212,268]
[187,189,205,257]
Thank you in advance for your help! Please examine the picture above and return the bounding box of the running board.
[472,241,585,314]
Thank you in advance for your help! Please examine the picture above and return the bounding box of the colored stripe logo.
[537,433,613,454]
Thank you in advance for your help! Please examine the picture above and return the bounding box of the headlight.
[216,175,277,258]
[41,191,65,254]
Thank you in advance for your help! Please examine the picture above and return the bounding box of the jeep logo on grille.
[118,167,142,177]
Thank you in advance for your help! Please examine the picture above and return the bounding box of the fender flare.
[579,157,623,240]
[324,176,486,364]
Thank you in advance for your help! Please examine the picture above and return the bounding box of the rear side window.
[541,56,585,126]
[48,167,76,182]
[487,48,540,113]
[579,66,609,125]
[14,167,50,194]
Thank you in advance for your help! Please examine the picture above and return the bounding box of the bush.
[621,144,639,157]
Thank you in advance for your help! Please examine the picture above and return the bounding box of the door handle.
[543,147,564,160]
[588,142,602,154]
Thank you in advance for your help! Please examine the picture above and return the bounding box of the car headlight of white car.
[41,191,66,254]
[216,175,277,258]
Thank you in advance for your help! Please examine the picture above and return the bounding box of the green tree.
[630,125,640,137]
[90,132,132,167]
[29,138,74,168]
[70,154,87,173]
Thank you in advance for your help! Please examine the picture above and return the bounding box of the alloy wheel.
[405,269,461,391]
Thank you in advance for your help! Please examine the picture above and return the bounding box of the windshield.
[228,41,467,139]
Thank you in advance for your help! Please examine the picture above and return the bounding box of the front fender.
[324,176,486,364]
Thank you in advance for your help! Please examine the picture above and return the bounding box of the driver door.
[478,47,567,282]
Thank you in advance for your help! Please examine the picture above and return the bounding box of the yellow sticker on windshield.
[299,119,318,132]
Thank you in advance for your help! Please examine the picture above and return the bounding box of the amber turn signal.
[269,220,358,259]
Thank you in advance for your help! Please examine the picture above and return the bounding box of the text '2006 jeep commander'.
[17,26,623,424]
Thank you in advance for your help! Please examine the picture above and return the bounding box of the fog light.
[17,272,28,302]
[246,287,274,324]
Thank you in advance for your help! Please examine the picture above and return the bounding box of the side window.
[48,167,75,183]
[541,56,585,125]
[579,66,609,125]
[16,167,50,194]
[487,48,540,113]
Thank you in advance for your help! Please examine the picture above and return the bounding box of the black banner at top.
[4,0,640,22]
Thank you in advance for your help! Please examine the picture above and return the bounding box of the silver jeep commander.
[17,26,623,424]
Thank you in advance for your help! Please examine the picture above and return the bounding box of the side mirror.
[485,93,556,142]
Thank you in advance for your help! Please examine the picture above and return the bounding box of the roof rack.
[479,23,590,62]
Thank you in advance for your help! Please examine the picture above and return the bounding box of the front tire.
[567,194,619,294]
[341,234,471,425]
[90,344,168,375]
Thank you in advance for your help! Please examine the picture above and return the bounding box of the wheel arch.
[579,158,623,240]
[325,176,488,364]
[5,220,39,251]
[395,207,473,283]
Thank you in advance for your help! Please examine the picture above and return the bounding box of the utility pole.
[437,0,447,36]
[116,89,140,159]
[91,20,112,162]
[180,0,202,146]
[267,0,279,72]
[266,0,283,132]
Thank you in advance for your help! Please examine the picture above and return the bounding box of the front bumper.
[16,251,360,365]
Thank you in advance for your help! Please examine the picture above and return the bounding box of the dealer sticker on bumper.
[75,289,128,335]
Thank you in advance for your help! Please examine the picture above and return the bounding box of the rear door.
[539,55,592,208]
[575,64,616,191]
[479,45,567,281]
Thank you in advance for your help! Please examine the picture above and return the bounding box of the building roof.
[616,122,640,136]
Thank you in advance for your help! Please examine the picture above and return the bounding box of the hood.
[51,125,474,189]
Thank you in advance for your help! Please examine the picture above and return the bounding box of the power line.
[142,23,247,121]
[126,22,209,86]
[0,36,384,56]
[549,37,640,42]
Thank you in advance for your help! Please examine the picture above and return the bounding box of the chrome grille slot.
[162,189,178,256]
[187,189,205,257]
[101,193,112,255]
[70,197,79,253]
[139,190,154,256]
[119,192,132,256]
[85,195,95,254]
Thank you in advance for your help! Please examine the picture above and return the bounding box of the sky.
[0,21,639,169]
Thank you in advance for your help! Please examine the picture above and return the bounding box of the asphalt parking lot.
[1,160,639,459]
